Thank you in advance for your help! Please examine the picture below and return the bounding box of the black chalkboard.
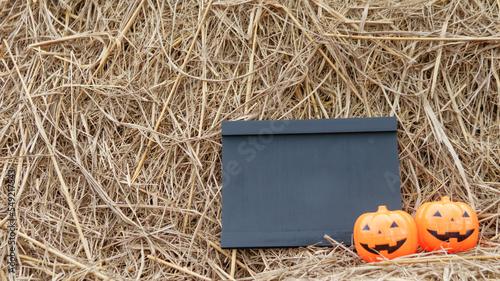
[221,117,402,248]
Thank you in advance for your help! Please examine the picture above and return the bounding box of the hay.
[1,0,500,279]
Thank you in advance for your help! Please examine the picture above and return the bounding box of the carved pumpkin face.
[415,197,478,252]
[353,206,418,262]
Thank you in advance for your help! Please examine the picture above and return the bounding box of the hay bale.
[1,0,500,279]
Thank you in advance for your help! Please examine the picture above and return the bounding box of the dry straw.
[1,0,500,279]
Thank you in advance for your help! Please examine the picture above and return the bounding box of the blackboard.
[221,117,402,248]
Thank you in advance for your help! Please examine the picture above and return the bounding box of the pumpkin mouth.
[427,229,475,242]
[360,238,407,254]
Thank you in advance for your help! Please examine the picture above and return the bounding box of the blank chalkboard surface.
[221,117,402,248]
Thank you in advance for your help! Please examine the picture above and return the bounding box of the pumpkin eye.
[390,222,399,228]
[362,224,370,231]
[463,211,470,218]
[433,211,442,217]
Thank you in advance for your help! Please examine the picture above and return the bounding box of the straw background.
[2,0,500,279]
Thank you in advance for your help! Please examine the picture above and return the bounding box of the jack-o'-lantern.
[353,206,418,262]
[415,196,478,252]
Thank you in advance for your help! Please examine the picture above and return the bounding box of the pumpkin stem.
[441,196,451,202]
[377,205,389,212]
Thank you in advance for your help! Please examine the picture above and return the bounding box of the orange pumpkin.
[415,196,478,252]
[353,206,418,262]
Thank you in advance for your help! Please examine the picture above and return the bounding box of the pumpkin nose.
[451,218,455,222]
[378,230,382,234]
